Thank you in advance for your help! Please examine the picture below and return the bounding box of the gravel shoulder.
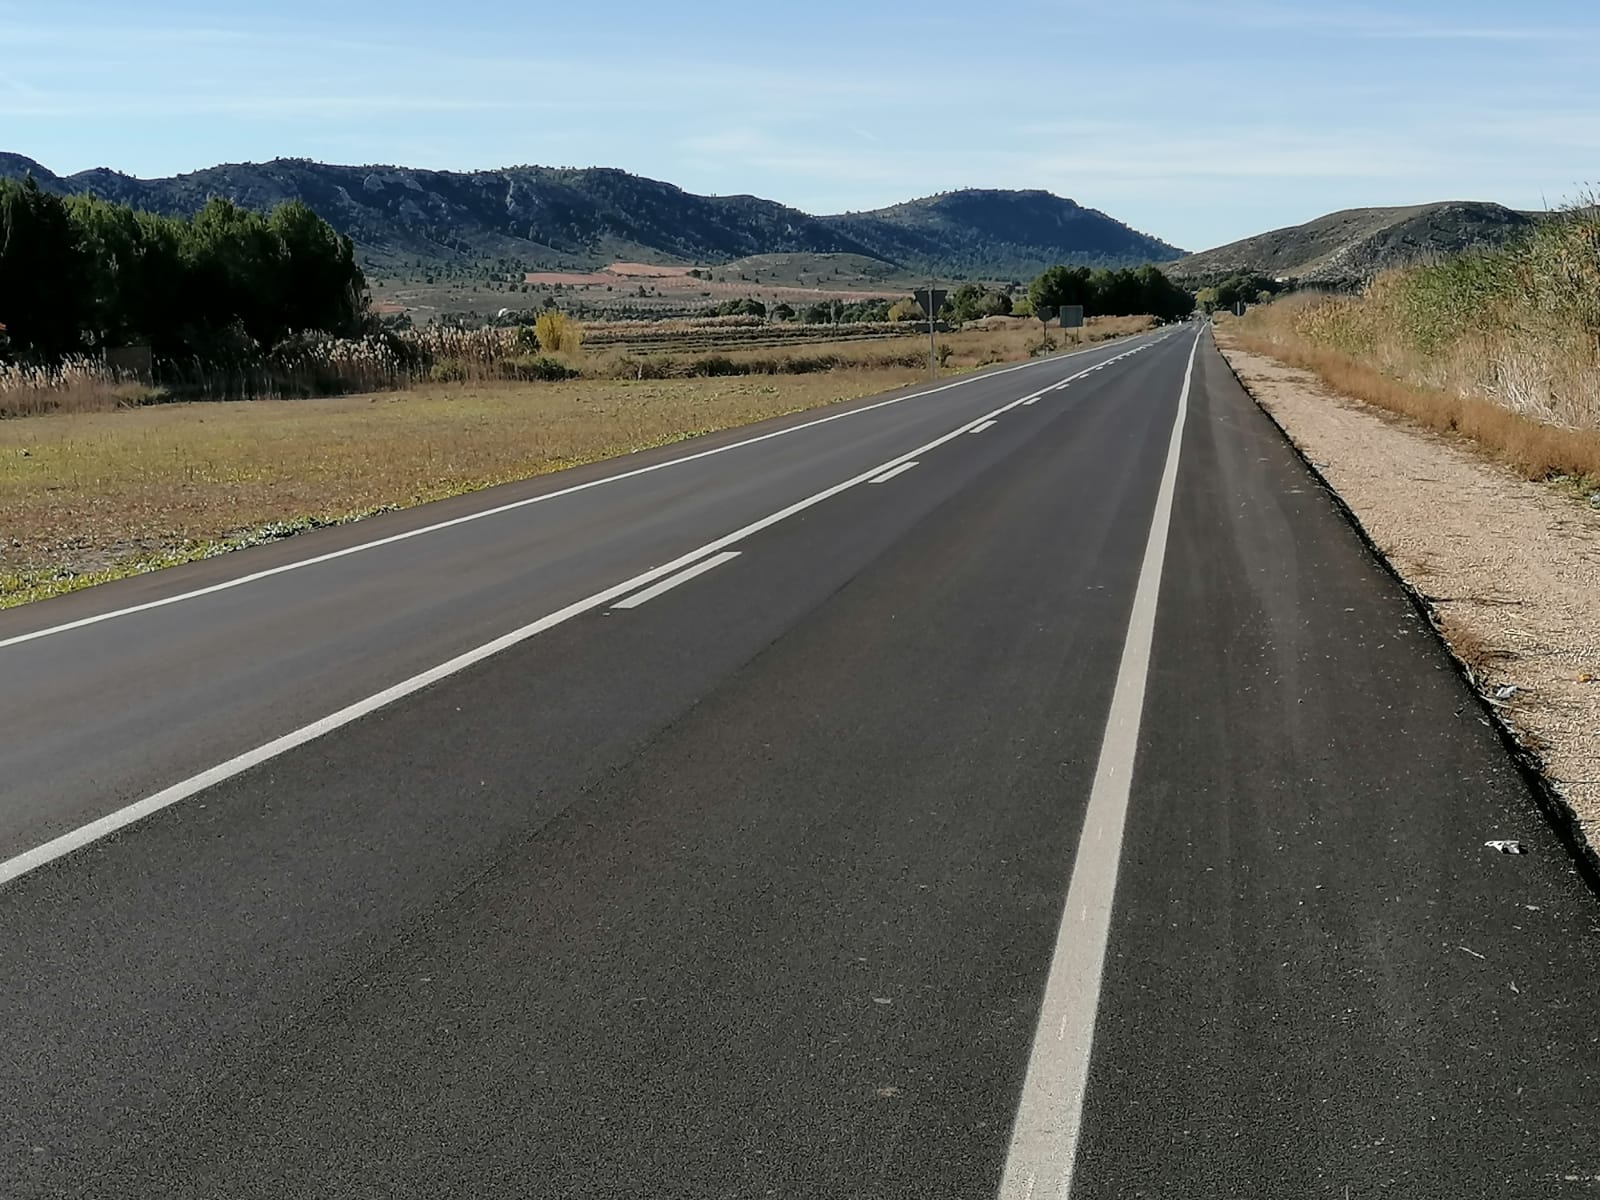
[1217,333,1600,851]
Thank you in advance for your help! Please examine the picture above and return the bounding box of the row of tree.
[1027,264,1194,323]
[697,266,1192,331]
[0,177,368,363]
[1194,272,1286,314]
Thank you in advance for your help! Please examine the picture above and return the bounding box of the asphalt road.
[2,327,1597,1198]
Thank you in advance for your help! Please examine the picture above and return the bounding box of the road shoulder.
[1215,332,1600,863]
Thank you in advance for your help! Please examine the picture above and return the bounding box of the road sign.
[916,286,948,380]
[1058,305,1084,329]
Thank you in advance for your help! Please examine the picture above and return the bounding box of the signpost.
[916,285,947,379]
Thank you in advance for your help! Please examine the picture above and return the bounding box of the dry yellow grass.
[1232,313,1600,486]
[0,358,158,418]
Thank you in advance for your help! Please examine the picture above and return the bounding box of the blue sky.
[3,0,1596,250]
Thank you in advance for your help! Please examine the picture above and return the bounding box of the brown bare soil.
[604,262,697,277]
[1218,334,1600,847]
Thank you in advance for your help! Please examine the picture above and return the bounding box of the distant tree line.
[1027,264,1194,322]
[704,297,768,318]
[942,284,1014,321]
[0,177,368,364]
[1194,272,1288,314]
[691,268,1190,331]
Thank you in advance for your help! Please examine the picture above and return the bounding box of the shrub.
[691,355,744,376]
[534,310,583,354]
[500,355,579,381]
[783,354,842,374]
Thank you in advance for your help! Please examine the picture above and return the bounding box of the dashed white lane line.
[969,420,999,434]
[0,336,1156,653]
[611,551,740,610]
[868,461,919,484]
[0,336,1176,890]
[996,325,1205,1200]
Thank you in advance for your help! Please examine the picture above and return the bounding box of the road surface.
[2,327,1596,1198]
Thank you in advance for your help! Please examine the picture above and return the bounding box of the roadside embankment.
[1216,331,1600,855]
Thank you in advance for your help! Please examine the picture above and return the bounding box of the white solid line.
[996,326,1203,1200]
[969,419,998,434]
[0,340,1163,889]
[0,336,1153,653]
[611,551,740,609]
[868,461,919,484]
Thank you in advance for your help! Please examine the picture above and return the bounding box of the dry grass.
[1229,206,1600,485]
[0,373,871,605]
[1232,313,1600,486]
[1436,611,1512,682]
[0,359,159,418]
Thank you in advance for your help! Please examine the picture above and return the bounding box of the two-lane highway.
[0,332,1166,864]
[3,327,1597,1198]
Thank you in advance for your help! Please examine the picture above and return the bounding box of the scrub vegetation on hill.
[0,153,1183,281]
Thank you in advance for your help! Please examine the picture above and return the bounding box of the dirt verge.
[1215,333,1600,858]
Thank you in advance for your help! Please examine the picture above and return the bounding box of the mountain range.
[0,153,1183,281]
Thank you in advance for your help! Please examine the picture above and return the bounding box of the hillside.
[1170,201,1538,287]
[822,190,1182,279]
[0,154,1182,280]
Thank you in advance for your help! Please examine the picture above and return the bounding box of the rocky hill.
[1169,201,1537,287]
[0,154,1183,280]
[824,190,1181,278]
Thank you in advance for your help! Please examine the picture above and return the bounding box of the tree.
[0,177,93,359]
[771,302,796,321]
[887,298,922,323]
[269,200,366,339]
[534,310,582,353]
[708,297,767,318]
[945,284,1013,322]
[185,197,287,351]
[1026,262,1195,324]
[1028,264,1093,317]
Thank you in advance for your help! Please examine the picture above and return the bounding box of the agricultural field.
[371,253,936,321]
